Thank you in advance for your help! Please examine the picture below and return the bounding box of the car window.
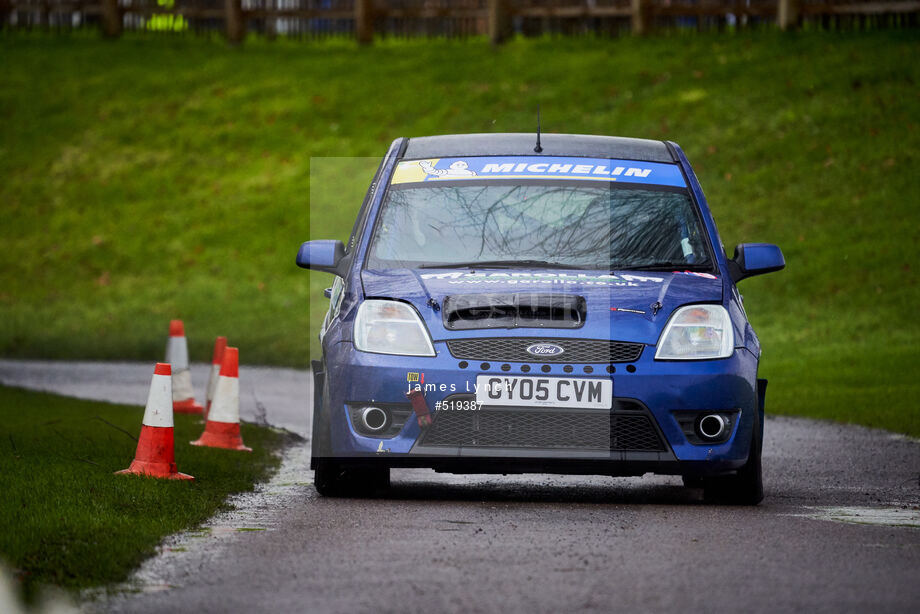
[366,181,711,270]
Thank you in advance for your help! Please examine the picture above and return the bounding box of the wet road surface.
[1,359,918,613]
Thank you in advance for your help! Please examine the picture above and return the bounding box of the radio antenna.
[534,105,543,153]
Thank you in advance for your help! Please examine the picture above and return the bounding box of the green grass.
[0,385,289,600]
[0,31,918,436]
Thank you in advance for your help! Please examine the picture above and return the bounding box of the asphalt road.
[1,359,919,613]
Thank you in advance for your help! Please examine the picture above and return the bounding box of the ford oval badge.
[526,343,564,357]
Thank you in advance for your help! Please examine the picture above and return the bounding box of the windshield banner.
[391,156,687,188]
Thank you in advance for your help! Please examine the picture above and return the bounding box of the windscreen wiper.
[612,262,714,272]
[419,259,579,270]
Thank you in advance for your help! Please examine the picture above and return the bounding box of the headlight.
[354,300,436,356]
[654,304,734,360]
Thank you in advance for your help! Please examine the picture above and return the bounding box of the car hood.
[361,268,724,345]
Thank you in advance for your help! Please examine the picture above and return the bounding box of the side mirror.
[728,243,785,283]
[296,240,345,275]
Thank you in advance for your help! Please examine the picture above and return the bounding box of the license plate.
[475,375,612,409]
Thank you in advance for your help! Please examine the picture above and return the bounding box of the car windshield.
[366,180,712,271]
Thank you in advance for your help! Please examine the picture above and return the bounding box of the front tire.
[311,369,390,497]
[703,412,764,505]
[314,460,389,497]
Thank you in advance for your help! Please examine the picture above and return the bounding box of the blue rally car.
[297,133,784,504]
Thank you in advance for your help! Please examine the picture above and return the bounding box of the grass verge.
[0,384,290,601]
[0,31,918,436]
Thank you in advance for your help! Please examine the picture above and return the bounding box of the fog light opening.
[697,414,727,440]
[361,406,389,432]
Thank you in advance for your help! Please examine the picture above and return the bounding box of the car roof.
[400,133,675,163]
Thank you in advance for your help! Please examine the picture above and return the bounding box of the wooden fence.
[2,0,918,43]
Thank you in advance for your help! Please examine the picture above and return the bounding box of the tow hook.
[406,389,432,427]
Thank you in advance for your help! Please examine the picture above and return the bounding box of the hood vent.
[442,293,586,330]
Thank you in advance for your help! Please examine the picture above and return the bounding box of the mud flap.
[757,378,767,440]
[312,360,325,412]
[311,360,327,467]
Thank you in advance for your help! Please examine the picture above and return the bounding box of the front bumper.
[319,340,760,477]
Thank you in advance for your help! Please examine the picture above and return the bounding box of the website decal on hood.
[420,271,665,288]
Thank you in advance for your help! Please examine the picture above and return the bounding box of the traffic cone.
[116,363,194,480]
[191,347,251,452]
[166,319,204,414]
[204,336,227,421]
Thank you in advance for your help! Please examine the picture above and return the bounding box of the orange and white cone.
[191,347,251,452]
[204,336,228,421]
[166,319,204,414]
[116,363,194,480]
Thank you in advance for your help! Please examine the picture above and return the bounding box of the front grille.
[421,410,610,449]
[447,337,644,363]
[419,400,666,452]
[610,415,666,451]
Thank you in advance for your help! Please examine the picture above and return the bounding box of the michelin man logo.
[419,160,477,177]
